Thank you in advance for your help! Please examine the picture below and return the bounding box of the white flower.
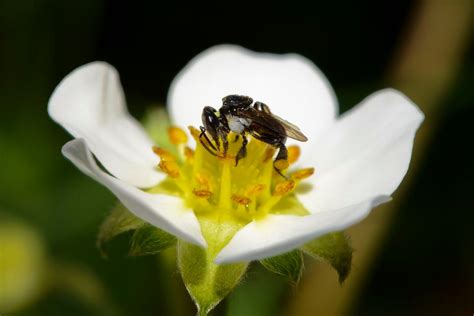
[48,45,423,264]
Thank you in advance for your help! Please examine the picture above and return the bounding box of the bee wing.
[271,114,308,142]
[239,107,308,142]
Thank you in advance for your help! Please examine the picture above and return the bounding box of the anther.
[287,145,301,164]
[192,189,213,199]
[158,160,180,178]
[274,159,289,171]
[291,168,315,180]
[188,126,201,140]
[168,126,188,145]
[152,146,175,161]
[232,194,251,206]
[246,184,265,196]
[273,180,295,196]
[195,173,211,190]
[184,146,194,160]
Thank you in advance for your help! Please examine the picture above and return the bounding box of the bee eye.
[201,106,220,139]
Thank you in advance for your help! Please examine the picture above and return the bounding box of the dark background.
[0,1,473,315]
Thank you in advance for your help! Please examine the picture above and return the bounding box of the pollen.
[195,172,211,190]
[158,160,180,178]
[274,159,289,171]
[246,184,265,196]
[291,167,315,180]
[232,194,251,206]
[188,126,201,141]
[273,180,296,196]
[168,126,188,144]
[192,189,213,199]
[152,126,312,223]
[184,146,194,160]
[287,145,301,164]
[152,146,175,161]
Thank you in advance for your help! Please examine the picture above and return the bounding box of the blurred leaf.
[0,219,47,314]
[301,232,353,284]
[177,241,248,316]
[260,250,304,284]
[97,203,144,256]
[48,261,118,316]
[226,265,287,316]
[129,224,176,256]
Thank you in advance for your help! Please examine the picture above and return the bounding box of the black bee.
[199,95,308,173]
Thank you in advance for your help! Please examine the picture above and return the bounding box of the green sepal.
[260,250,304,284]
[97,203,144,256]
[177,240,248,316]
[129,224,177,256]
[301,232,353,284]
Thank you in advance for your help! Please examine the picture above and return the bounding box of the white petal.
[298,89,424,212]
[215,196,389,263]
[168,44,337,141]
[48,62,162,188]
[62,138,206,247]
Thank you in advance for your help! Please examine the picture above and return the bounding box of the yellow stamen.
[274,159,289,171]
[273,180,296,196]
[168,126,188,144]
[291,168,315,180]
[188,126,201,141]
[192,189,213,199]
[232,194,251,206]
[287,145,301,164]
[152,125,313,225]
[246,184,265,197]
[263,147,275,163]
[152,146,175,161]
[257,180,296,215]
[159,160,180,178]
[195,172,211,190]
[184,146,194,161]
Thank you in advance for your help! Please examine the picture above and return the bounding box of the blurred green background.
[0,1,473,315]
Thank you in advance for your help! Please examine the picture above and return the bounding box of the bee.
[199,95,308,175]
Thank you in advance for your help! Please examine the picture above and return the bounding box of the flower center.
[150,126,314,226]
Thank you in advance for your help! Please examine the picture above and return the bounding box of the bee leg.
[274,143,289,179]
[235,135,248,166]
[200,140,219,156]
[254,101,272,114]
[222,134,229,157]
[199,127,219,156]
[199,127,217,150]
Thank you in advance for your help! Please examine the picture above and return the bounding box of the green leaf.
[260,250,304,284]
[96,203,144,256]
[301,232,353,284]
[129,224,177,256]
[177,240,248,316]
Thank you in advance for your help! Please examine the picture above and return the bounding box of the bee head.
[222,95,253,109]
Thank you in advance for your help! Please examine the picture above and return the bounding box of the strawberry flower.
[48,45,423,265]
